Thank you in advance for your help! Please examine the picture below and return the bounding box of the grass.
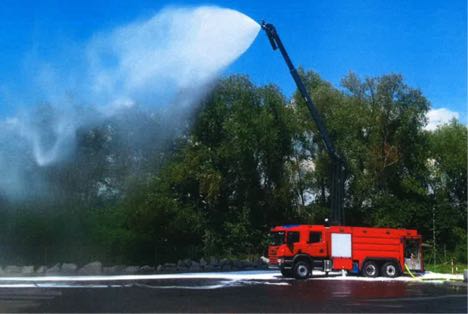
[425,262,467,274]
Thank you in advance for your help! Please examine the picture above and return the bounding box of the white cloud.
[425,108,460,131]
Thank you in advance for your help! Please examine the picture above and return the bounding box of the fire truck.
[261,23,424,279]
[268,224,424,279]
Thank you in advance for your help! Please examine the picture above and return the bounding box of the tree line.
[0,70,465,266]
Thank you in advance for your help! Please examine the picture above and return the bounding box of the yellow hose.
[405,264,422,280]
[405,264,461,282]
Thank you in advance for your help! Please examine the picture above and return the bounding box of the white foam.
[0,270,461,289]
[0,270,281,282]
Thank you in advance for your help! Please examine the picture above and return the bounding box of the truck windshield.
[269,231,285,246]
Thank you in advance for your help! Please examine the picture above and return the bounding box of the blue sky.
[0,0,466,123]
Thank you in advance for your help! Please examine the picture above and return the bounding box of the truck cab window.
[269,232,285,246]
[287,231,300,244]
[309,231,322,243]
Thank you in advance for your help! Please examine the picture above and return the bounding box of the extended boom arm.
[261,22,345,225]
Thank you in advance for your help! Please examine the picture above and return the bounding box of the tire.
[280,268,293,278]
[362,261,379,277]
[381,262,400,278]
[293,261,311,280]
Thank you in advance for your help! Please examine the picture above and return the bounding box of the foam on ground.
[0,270,278,282]
[0,270,462,286]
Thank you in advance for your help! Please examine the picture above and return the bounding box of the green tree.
[2,71,465,266]
[427,120,467,262]
[291,70,431,230]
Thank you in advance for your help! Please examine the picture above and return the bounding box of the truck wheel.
[362,261,379,277]
[280,268,293,278]
[381,262,399,278]
[293,261,311,280]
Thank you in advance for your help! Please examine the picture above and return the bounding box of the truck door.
[286,231,300,254]
[304,231,327,257]
[404,238,422,271]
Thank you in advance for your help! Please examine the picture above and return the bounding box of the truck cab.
[268,225,331,278]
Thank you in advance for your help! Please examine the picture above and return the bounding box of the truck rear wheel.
[362,261,379,277]
[381,262,399,278]
[293,261,311,280]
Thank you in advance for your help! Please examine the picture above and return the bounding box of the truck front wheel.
[362,261,379,277]
[381,262,400,278]
[293,261,311,280]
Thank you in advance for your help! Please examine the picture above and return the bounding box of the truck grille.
[268,246,278,265]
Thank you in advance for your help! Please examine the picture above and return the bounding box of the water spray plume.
[0,6,260,200]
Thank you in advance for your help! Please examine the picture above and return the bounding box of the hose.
[405,264,462,282]
[404,264,421,280]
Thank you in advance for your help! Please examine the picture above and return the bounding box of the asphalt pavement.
[0,271,465,313]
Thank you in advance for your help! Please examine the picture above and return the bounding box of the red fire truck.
[268,224,424,279]
[261,24,424,280]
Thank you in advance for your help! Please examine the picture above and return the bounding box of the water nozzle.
[261,21,278,50]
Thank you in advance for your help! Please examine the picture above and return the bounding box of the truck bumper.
[269,258,293,270]
[279,259,294,270]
